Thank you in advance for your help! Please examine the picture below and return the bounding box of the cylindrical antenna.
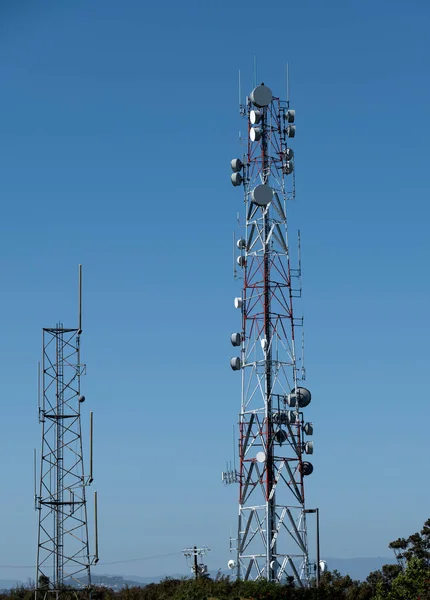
[94,491,99,563]
[37,362,41,412]
[286,62,290,105]
[301,326,306,380]
[78,264,83,332]
[297,230,302,277]
[41,330,45,413]
[238,70,241,107]
[233,425,236,472]
[33,448,37,509]
[297,229,305,378]
[233,232,237,280]
[253,54,257,88]
[89,411,94,484]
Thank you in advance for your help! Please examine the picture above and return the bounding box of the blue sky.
[0,0,429,582]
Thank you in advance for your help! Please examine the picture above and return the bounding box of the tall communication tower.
[35,265,99,598]
[228,78,315,585]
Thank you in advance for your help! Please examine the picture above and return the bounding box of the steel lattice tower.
[228,81,314,585]
[36,266,98,598]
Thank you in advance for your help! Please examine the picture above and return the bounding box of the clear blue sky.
[0,0,429,582]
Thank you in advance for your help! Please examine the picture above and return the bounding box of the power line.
[99,551,182,565]
[0,551,183,570]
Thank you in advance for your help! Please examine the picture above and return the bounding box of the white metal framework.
[229,82,314,585]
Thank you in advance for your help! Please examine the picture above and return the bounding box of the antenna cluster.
[222,426,240,485]
[221,461,239,486]
[225,77,316,586]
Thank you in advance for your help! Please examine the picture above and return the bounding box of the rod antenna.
[94,491,99,563]
[239,70,245,117]
[233,232,237,279]
[33,449,37,509]
[78,264,83,332]
[297,230,302,277]
[233,425,236,471]
[89,411,94,484]
[37,362,41,413]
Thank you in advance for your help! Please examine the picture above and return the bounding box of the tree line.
[4,518,430,600]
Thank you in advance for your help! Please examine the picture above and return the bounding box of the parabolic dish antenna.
[251,184,272,207]
[256,451,266,463]
[319,560,327,573]
[250,127,262,142]
[250,84,273,108]
[250,109,262,124]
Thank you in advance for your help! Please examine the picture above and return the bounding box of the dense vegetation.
[5,519,430,600]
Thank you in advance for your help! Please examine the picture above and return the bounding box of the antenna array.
[227,78,315,585]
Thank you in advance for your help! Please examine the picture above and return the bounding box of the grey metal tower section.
[229,82,314,585]
[36,266,98,597]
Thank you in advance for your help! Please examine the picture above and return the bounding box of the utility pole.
[193,546,198,580]
[305,508,320,587]
[182,546,210,579]
[316,508,320,587]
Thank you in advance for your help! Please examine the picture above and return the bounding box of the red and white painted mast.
[228,79,314,585]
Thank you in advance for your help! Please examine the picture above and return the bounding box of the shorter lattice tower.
[35,265,99,599]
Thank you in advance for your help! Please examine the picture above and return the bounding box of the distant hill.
[73,575,147,589]
[0,558,398,590]
[117,574,183,585]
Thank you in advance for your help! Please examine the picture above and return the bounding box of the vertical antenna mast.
[37,362,41,412]
[94,491,99,564]
[89,411,94,484]
[33,448,37,510]
[78,264,82,332]
[228,74,315,585]
[239,71,246,117]
[36,266,97,599]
